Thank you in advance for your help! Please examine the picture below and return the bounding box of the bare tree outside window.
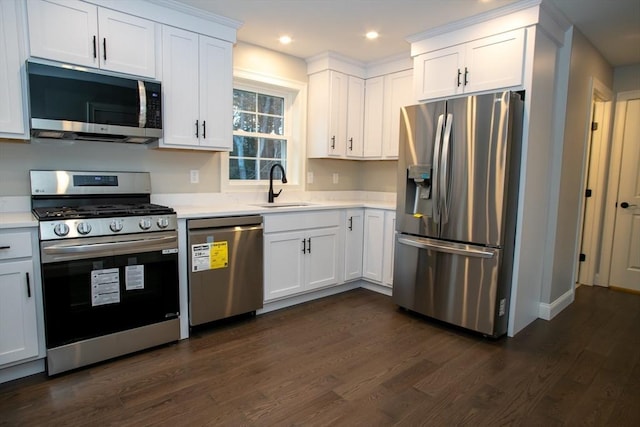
[231,89,287,180]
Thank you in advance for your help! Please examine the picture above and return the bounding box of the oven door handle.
[43,235,177,256]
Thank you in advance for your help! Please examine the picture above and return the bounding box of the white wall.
[613,64,640,93]
[546,29,612,302]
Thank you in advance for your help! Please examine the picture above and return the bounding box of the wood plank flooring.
[1,285,639,426]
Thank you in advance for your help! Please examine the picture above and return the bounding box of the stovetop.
[33,203,175,220]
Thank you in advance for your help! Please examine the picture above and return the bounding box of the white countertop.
[0,212,38,229]
[0,196,395,229]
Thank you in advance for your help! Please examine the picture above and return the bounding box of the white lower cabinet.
[363,209,396,287]
[263,211,341,301]
[0,232,39,367]
[344,209,364,281]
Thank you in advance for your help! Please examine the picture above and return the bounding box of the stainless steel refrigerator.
[392,91,523,337]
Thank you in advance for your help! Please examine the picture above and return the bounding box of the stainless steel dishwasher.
[187,215,263,326]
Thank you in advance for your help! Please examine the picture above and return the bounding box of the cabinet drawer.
[264,210,341,233]
[0,232,32,260]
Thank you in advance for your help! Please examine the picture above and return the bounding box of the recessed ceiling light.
[279,35,292,45]
[366,31,379,40]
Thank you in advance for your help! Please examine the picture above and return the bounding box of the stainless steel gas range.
[30,170,180,375]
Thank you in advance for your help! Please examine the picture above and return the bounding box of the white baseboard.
[538,287,574,320]
[0,358,45,384]
[360,280,393,296]
[258,282,361,314]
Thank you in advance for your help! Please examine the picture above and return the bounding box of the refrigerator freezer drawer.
[392,234,508,337]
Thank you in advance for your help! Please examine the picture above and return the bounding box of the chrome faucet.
[268,163,287,203]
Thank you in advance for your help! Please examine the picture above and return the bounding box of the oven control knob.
[139,218,152,230]
[110,219,124,232]
[54,223,70,237]
[157,217,169,229]
[77,222,92,235]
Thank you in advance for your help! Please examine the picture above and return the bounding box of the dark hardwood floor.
[1,285,639,426]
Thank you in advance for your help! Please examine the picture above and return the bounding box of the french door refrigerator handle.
[441,113,454,224]
[432,114,445,224]
[397,235,495,259]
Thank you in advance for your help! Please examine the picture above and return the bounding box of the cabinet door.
[305,227,340,291]
[27,0,99,68]
[363,209,385,282]
[0,260,38,366]
[328,71,348,157]
[161,26,200,148]
[382,212,396,287]
[199,35,233,150]
[382,70,414,158]
[464,29,525,94]
[344,210,364,281]
[0,0,27,138]
[363,76,384,158]
[264,231,305,301]
[346,76,365,158]
[414,45,463,101]
[97,8,156,78]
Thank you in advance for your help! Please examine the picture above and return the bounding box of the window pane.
[260,138,286,158]
[257,115,283,135]
[260,160,287,180]
[258,94,284,115]
[231,136,258,157]
[233,90,256,112]
[233,112,257,132]
[229,158,257,180]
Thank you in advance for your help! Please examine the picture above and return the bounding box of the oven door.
[40,231,179,349]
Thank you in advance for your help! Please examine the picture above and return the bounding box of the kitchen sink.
[255,202,315,208]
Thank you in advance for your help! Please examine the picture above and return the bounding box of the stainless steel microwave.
[27,60,162,144]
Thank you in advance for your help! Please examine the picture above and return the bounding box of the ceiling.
[173,0,640,67]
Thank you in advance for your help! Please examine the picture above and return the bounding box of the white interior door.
[610,98,640,291]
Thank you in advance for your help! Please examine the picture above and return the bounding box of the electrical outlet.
[307,171,314,184]
[190,170,199,184]
[332,173,339,184]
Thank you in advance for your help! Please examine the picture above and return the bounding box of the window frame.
[221,69,307,193]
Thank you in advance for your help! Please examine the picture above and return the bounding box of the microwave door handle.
[432,114,445,224]
[138,81,147,128]
[441,113,453,225]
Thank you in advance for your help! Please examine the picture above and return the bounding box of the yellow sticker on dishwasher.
[209,241,228,269]
[192,242,229,272]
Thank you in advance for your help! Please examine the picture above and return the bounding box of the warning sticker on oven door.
[191,242,228,272]
[125,265,145,290]
[91,268,121,306]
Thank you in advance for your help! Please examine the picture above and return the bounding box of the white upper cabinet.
[159,26,233,150]
[0,0,28,139]
[364,69,414,159]
[27,0,157,78]
[414,28,525,101]
[308,70,364,159]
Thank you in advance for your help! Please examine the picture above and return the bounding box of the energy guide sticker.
[192,242,229,272]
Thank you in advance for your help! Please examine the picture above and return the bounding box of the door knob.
[620,202,637,209]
